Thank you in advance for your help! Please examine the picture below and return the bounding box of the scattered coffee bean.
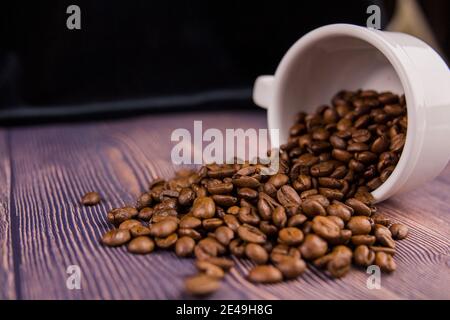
[81,191,101,206]
[99,89,409,296]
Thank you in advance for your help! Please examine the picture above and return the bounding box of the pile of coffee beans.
[96,89,409,296]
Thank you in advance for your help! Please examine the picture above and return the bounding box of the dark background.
[0,1,448,122]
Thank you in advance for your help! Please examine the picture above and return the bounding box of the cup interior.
[276,34,405,144]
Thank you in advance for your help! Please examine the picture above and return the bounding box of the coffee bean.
[389,223,408,240]
[272,206,287,228]
[214,226,234,246]
[232,176,260,188]
[287,214,307,227]
[374,225,395,249]
[136,192,152,210]
[185,274,220,296]
[203,257,234,271]
[371,214,391,226]
[178,188,196,206]
[301,199,326,218]
[155,233,178,249]
[369,246,396,255]
[119,219,142,230]
[128,236,155,254]
[351,235,376,246]
[150,219,178,238]
[101,229,131,247]
[107,207,138,226]
[137,207,154,221]
[237,224,267,244]
[192,197,216,219]
[238,206,260,226]
[130,225,151,237]
[180,216,202,229]
[196,260,225,279]
[175,236,196,257]
[178,228,202,240]
[375,252,396,272]
[248,265,283,283]
[300,234,328,260]
[312,216,341,241]
[326,246,353,278]
[275,256,307,279]
[223,214,241,232]
[245,243,269,265]
[326,201,353,221]
[81,191,101,206]
[278,227,304,246]
[345,198,371,216]
[347,216,371,235]
[354,245,375,266]
[310,162,334,177]
[277,185,301,207]
[229,239,246,257]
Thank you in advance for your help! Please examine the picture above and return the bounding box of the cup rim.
[270,24,426,202]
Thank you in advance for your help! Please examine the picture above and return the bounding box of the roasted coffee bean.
[202,218,223,230]
[354,245,375,266]
[330,135,347,150]
[326,246,353,278]
[196,260,225,279]
[278,227,304,246]
[128,236,155,254]
[310,162,334,177]
[347,216,372,235]
[107,207,138,226]
[245,243,269,265]
[319,188,344,201]
[227,206,240,215]
[371,214,391,226]
[345,198,371,216]
[248,265,283,283]
[318,177,342,189]
[259,221,278,236]
[223,214,241,232]
[374,225,396,249]
[237,187,259,200]
[232,176,260,188]
[178,188,196,206]
[214,226,234,246]
[327,216,344,229]
[203,257,234,271]
[326,201,353,221]
[300,234,328,260]
[81,191,101,206]
[276,256,307,279]
[370,246,396,255]
[268,173,289,188]
[229,239,246,257]
[301,199,326,218]
[185,274,220,296]
[237,224,267,244]
[351,235,376,246]
[180,216,202,229]
[149,219,178,238]
[312,216,341,241]
[119,219,142,230]
[375,252,397,272]
[155,233,178,249]
[136,192,153,210]
[238,206,260,225]
[390,223,409,240]
[130,225,151,237]
[287,214,307,227]
[192,197,216,219]
[332,149,353,163]
[207,182,233,195]
[211,195,238,207]
[272,206,287,228]
[277,185,301,206]
[138,207,154,221]
[101,229,131,247]
[352,129,371,143]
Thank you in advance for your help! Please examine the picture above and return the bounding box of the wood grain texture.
[0,129,15,299]
[3,110,450,299]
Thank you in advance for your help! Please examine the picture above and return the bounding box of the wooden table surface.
[0,109,449,300]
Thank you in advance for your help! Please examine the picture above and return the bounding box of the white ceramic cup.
[253,24,450,202]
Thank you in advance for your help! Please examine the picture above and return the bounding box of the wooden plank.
[8,110,450,299]
[0,129,16,299]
